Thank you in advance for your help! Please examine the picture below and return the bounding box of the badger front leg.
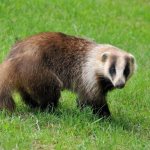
[77,94,110,118]
[92,98,110,118]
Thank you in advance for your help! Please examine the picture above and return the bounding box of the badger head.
[97,45,136,89]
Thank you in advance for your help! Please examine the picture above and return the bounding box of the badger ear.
[130,55,135,64]
[129,54,137,72]
[101,52,109,62]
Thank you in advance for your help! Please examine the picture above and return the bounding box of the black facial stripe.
[109,62,116,77]
[124,62,130,78]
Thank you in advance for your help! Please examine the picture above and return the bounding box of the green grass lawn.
[0,0,150,149]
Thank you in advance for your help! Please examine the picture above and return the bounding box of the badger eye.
[124,62,130,78]
[109,64,116,76]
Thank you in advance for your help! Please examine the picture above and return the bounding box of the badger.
[0,32,136,117]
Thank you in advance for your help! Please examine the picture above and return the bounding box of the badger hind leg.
[40,72,62,111]
[25,69,62,112]
[19,85,61,111]
[37,81,61,111]
[19,88,39,108]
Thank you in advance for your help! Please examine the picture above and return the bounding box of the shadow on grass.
[0,103,148,138]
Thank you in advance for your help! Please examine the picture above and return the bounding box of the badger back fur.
[0,32,136,117]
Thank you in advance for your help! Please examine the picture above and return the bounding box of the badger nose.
[115,80,125,89]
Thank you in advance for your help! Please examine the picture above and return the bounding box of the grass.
[0,0,150,149]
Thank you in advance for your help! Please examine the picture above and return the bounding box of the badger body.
[0,32,136,117]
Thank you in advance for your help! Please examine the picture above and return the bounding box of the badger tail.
[0,62,16,112]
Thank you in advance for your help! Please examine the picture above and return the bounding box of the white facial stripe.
[113,57,126,86]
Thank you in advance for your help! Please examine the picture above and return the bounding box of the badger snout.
[115,80,125,89]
